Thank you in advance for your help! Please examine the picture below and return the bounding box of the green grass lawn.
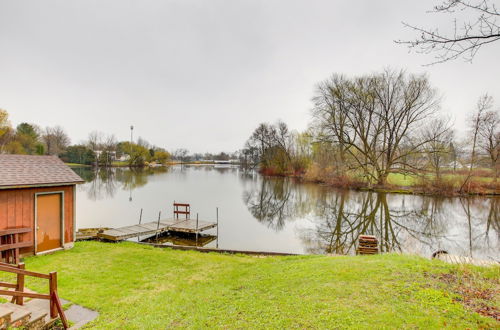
[386,172,495,188]
[64,163,92,167]
[387,173,418,186]
[111,161,129,167]
[4,242,499,329]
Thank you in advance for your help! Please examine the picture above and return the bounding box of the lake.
[71,165,499,260]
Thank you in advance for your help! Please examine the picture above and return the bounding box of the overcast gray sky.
[1,0,499,153]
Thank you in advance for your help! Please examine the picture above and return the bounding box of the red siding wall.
[0,185,75,255]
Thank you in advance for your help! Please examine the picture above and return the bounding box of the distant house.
[0,155,84,261]
[94,150,118,160]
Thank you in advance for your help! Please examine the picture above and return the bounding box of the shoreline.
[67,162,499,197]
[66,161,243,168]
[269,172,500,198]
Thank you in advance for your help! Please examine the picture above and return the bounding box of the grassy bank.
[3,242,498,328]
[64,162,92,167]
[295,166,499,196]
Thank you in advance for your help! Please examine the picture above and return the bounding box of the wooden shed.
[0,155,84,262]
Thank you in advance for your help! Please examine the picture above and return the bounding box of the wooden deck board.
[127,225,154,232]
[98,219,217,241]
[140,223,161,230]
[112,227,138,234]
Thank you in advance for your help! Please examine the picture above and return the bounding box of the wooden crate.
[356,235,379,255]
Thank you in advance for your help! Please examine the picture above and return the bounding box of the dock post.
[196,213,199,246]
[138,208,143,242]
[155,211,161,240]
[216,207,219,249]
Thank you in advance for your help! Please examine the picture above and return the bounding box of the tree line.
[0,110,170,167]
[243,69,499,193]
[0,109,243,167]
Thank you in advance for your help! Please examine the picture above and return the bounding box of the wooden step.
[2,303,32,328]
[25,305,48,330]
[0,301,59,330]
[24,299,59,329]
[0,305,13,329]
[25,308,48,330]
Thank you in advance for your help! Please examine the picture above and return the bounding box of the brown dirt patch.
[427,270,500,322]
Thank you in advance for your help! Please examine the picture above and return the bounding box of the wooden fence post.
[17,263,25,305]
[49,272,57,319]
[10,262,25,305]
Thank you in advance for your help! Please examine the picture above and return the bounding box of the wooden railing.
[0,227,32,264]
[173,202,190,220]
[0,261,68,329]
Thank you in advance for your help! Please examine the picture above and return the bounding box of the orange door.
[36,194,62,253]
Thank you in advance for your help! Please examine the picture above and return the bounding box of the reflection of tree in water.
[486,198,499,239]
[243,176,499,257]
[78,167,169,201]
[71,167,95,182]
[84,168,117,201]
[116,168,151,190]
[243,178,294,231]
[304,194,499,257]
[300,192,440,254]
[459,197,500,259]
[242,177,316,231]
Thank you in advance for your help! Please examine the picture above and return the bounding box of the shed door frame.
[34,191,65,255]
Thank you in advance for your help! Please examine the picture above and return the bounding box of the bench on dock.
[173,202,190,220]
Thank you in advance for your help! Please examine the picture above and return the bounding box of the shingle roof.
[0,154,84,189]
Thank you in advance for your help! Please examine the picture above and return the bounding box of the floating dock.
[97,219,217,242]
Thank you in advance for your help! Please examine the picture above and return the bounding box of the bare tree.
[311,76,350,175]
[101,134,117,167]
[397,0,500,64]
[172,148,189,162]
[479,108,500,182]
[461,94,493,191]
[423,118,454,180]
[312,69,442,186]
[42,126,70,155]
[87,131,103,153]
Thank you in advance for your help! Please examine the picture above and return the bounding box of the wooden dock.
[97,219,217,242]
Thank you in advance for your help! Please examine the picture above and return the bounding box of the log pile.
[356,235,379,255]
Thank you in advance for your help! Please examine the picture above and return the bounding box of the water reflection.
[243,177,499,259]
[243,178,295,230]
[72,166,499,259]
[72,167,169,201]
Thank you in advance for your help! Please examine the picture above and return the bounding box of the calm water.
[72,166,499,260]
